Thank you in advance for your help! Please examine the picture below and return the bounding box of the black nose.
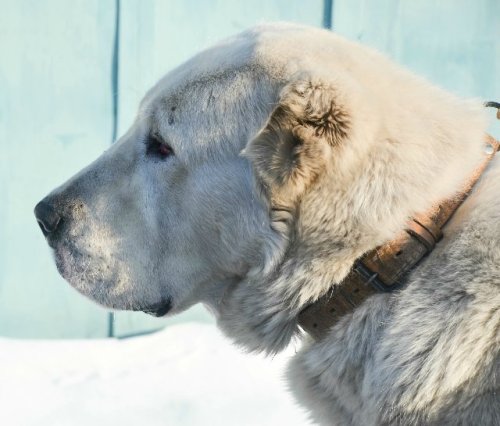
[34,199,61,236]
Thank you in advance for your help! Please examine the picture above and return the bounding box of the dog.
[35,23,499,425]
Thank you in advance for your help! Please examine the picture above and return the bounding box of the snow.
[0,323,310,426]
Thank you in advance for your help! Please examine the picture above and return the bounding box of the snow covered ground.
[0,323,310,426]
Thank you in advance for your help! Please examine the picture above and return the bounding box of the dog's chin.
[53,243,113,291]
[52,242,174,317]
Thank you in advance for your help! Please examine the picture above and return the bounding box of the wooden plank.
[0,0,115,337]
[332,0,499,103]
[113,0,325,336]
[333,0,499,137]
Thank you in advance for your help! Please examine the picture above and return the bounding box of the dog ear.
[244,79,350,205]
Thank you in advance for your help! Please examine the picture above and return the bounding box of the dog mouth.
[139,298,173,317]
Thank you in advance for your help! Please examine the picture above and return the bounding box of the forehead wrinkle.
[144,62,265,115]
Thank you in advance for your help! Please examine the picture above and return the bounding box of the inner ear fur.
[244,79,350,205]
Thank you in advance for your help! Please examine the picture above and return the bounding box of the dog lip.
[141,297,173,317]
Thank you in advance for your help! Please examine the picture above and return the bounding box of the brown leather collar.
[298,134,500,340]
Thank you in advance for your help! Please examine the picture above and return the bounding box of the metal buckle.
[353,261,403,292]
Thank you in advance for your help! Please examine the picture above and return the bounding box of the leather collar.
[298,133,500,340]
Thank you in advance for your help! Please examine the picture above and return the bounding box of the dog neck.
[298,134,499,340]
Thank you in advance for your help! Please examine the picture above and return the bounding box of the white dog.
[35,23,499,425]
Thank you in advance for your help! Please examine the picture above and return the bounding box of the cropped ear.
[244,78,350,205]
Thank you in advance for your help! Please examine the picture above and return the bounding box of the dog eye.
[146,134,174,160]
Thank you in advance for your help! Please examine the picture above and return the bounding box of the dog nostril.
[34,200,62,236]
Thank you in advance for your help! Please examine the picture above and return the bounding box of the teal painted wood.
[0,0,116,337]
[112,0,325,336]
[331,0,499,136]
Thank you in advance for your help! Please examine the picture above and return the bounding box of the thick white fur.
[41,24,499,425]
